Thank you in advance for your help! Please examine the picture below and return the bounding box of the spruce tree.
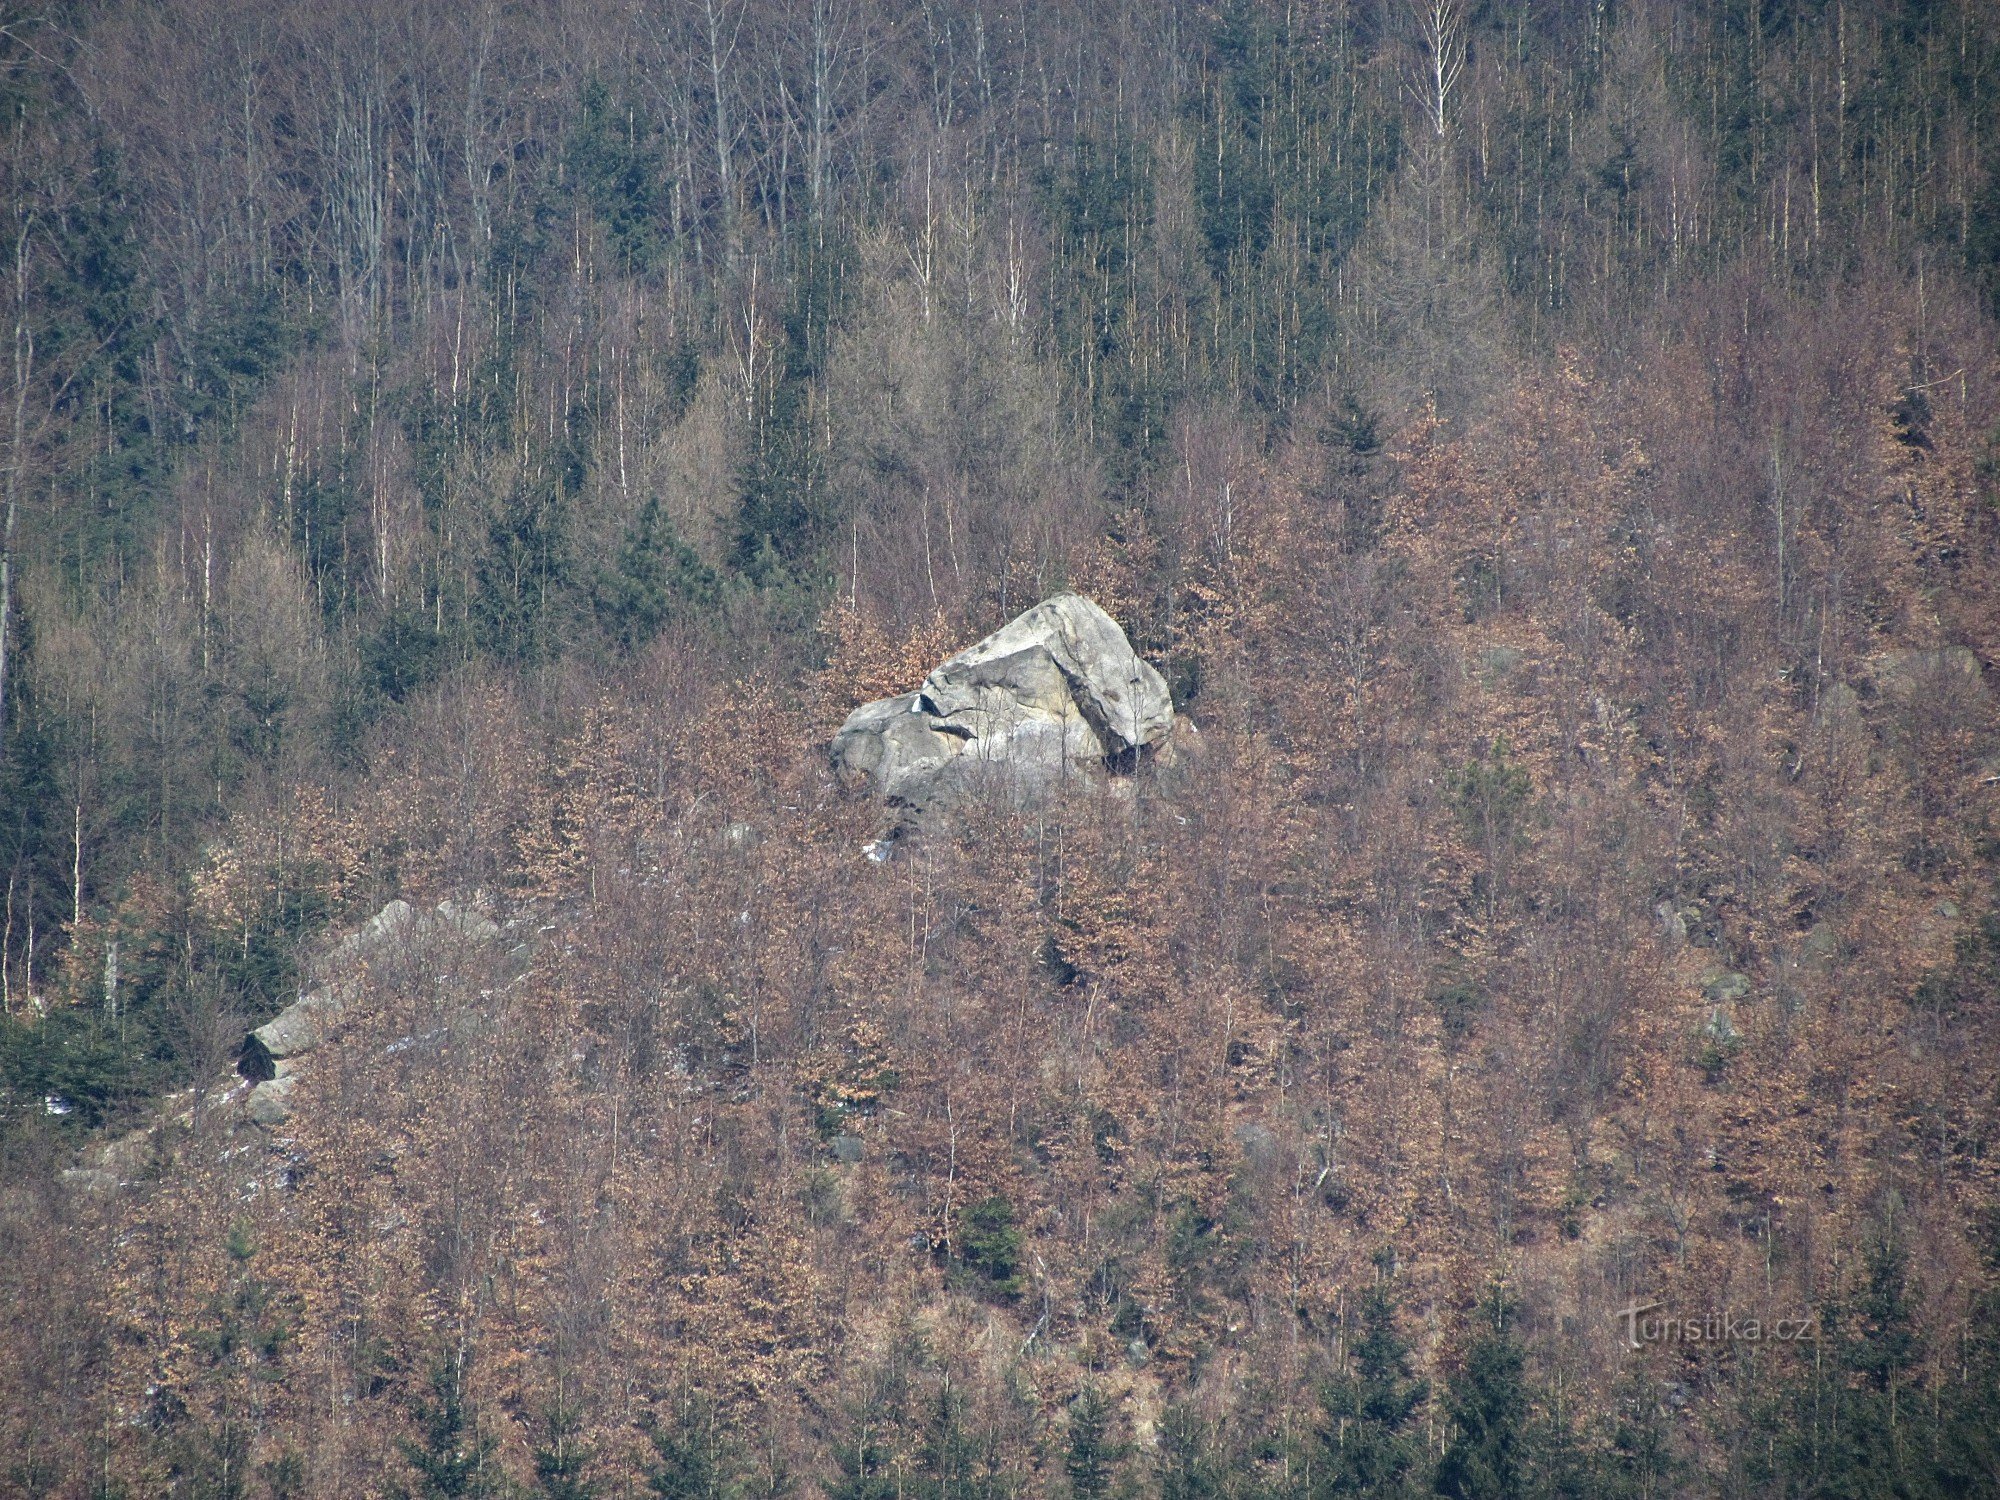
[532,1388,597,1500]
[1434,1290,1528,1500]
[593,495,718,651]
[1156,1404,1226,1500]
[1319,1255,1430,1498]
[645,1395,742,1500]
[393,1361,499,1500]
[1934,1240,2000,1496]
[1064,1385,1125,1500]
[824,1412,899,1500]
[1786,1227,1938,1500]
[1595,1373,1676,1500]
[908,1375,1006,1500]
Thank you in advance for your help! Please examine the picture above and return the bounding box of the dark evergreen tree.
[594,496,719,652]
[363,606,447,704]
[731,241,845,599]
[533,1388,598,1500]
[1319,1255,1429,1498]
[1064,1385,1125,1500]
[1155,1404,1227,1500]
[1434,1290,1528,1500]
[647,1394,743,1500]
[1933,1206,2000,1497]
[1594,1374,1675,1500]
[1782,1226,1939,1500]
[0,607,70,996]
[393,1360,500,1500]
[954,1197,1024,1302]
[911,1376,996,1500]
[475,478,573,664]
[569,80,667,278]
[824,1412,898,1500]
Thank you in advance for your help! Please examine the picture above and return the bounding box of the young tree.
[1434,1290,1527,1500]
[824,1407,898,1500]
[1064,1385,1125,1500]
[393,1360,500,1500]
[1781,1225,1939,1499]
[1154,1404,1226,1500]
[647,1394,743,1500]
[911,1375,997,1500]
[1319,1254,1430,1498]
[533,1386,598,1500]
[594,495,719,652]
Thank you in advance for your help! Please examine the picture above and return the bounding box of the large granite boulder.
[832,593,1172,815]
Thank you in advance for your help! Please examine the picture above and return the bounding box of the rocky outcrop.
[242,990,350,1078]
[245,1070,302,1128]
[831,593,1172,817]
[59,895,524,1199]
[237,899,414,1087]
[237,896,511,1126]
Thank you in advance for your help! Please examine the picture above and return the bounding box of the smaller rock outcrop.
[832,593,1173,818]
[245,1070,302,1128]
[240,991,349,1081]
[237,899,417,1085]
[1701,970,1751,1004]
[237,896,508,1126]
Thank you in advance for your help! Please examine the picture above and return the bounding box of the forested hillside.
[2,0,1999,1495]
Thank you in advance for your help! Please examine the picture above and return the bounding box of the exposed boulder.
[240,991,347,1080]
[833,693,969,807]
[925,593,1173,753]
[60,1167,120,1195]
[1473,645,1525,686]
[1702,970,1752,1004]
[434,898,501,942]
[832,593,1172,817]
[245,1070,301,1128]
[237,896,506,1094]
[326,897,419,964]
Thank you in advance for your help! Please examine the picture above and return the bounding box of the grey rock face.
[237,895,508,1116]
[246,1071,300,1128]
[833,693,969,807]
[832,593,1172,816]
[242,991,347,1077]
[327,898,419,964]
[1702,971,1752,1004]
[927,594,1173,753]
[434,899,500,942]
[1474,645,1525,686]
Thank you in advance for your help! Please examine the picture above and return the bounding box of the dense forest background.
[2,0,2000,1494]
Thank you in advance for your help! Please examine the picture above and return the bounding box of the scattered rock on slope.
[831,593,1173,818]
[236,896,511,1126]
[237,899,419,1086]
